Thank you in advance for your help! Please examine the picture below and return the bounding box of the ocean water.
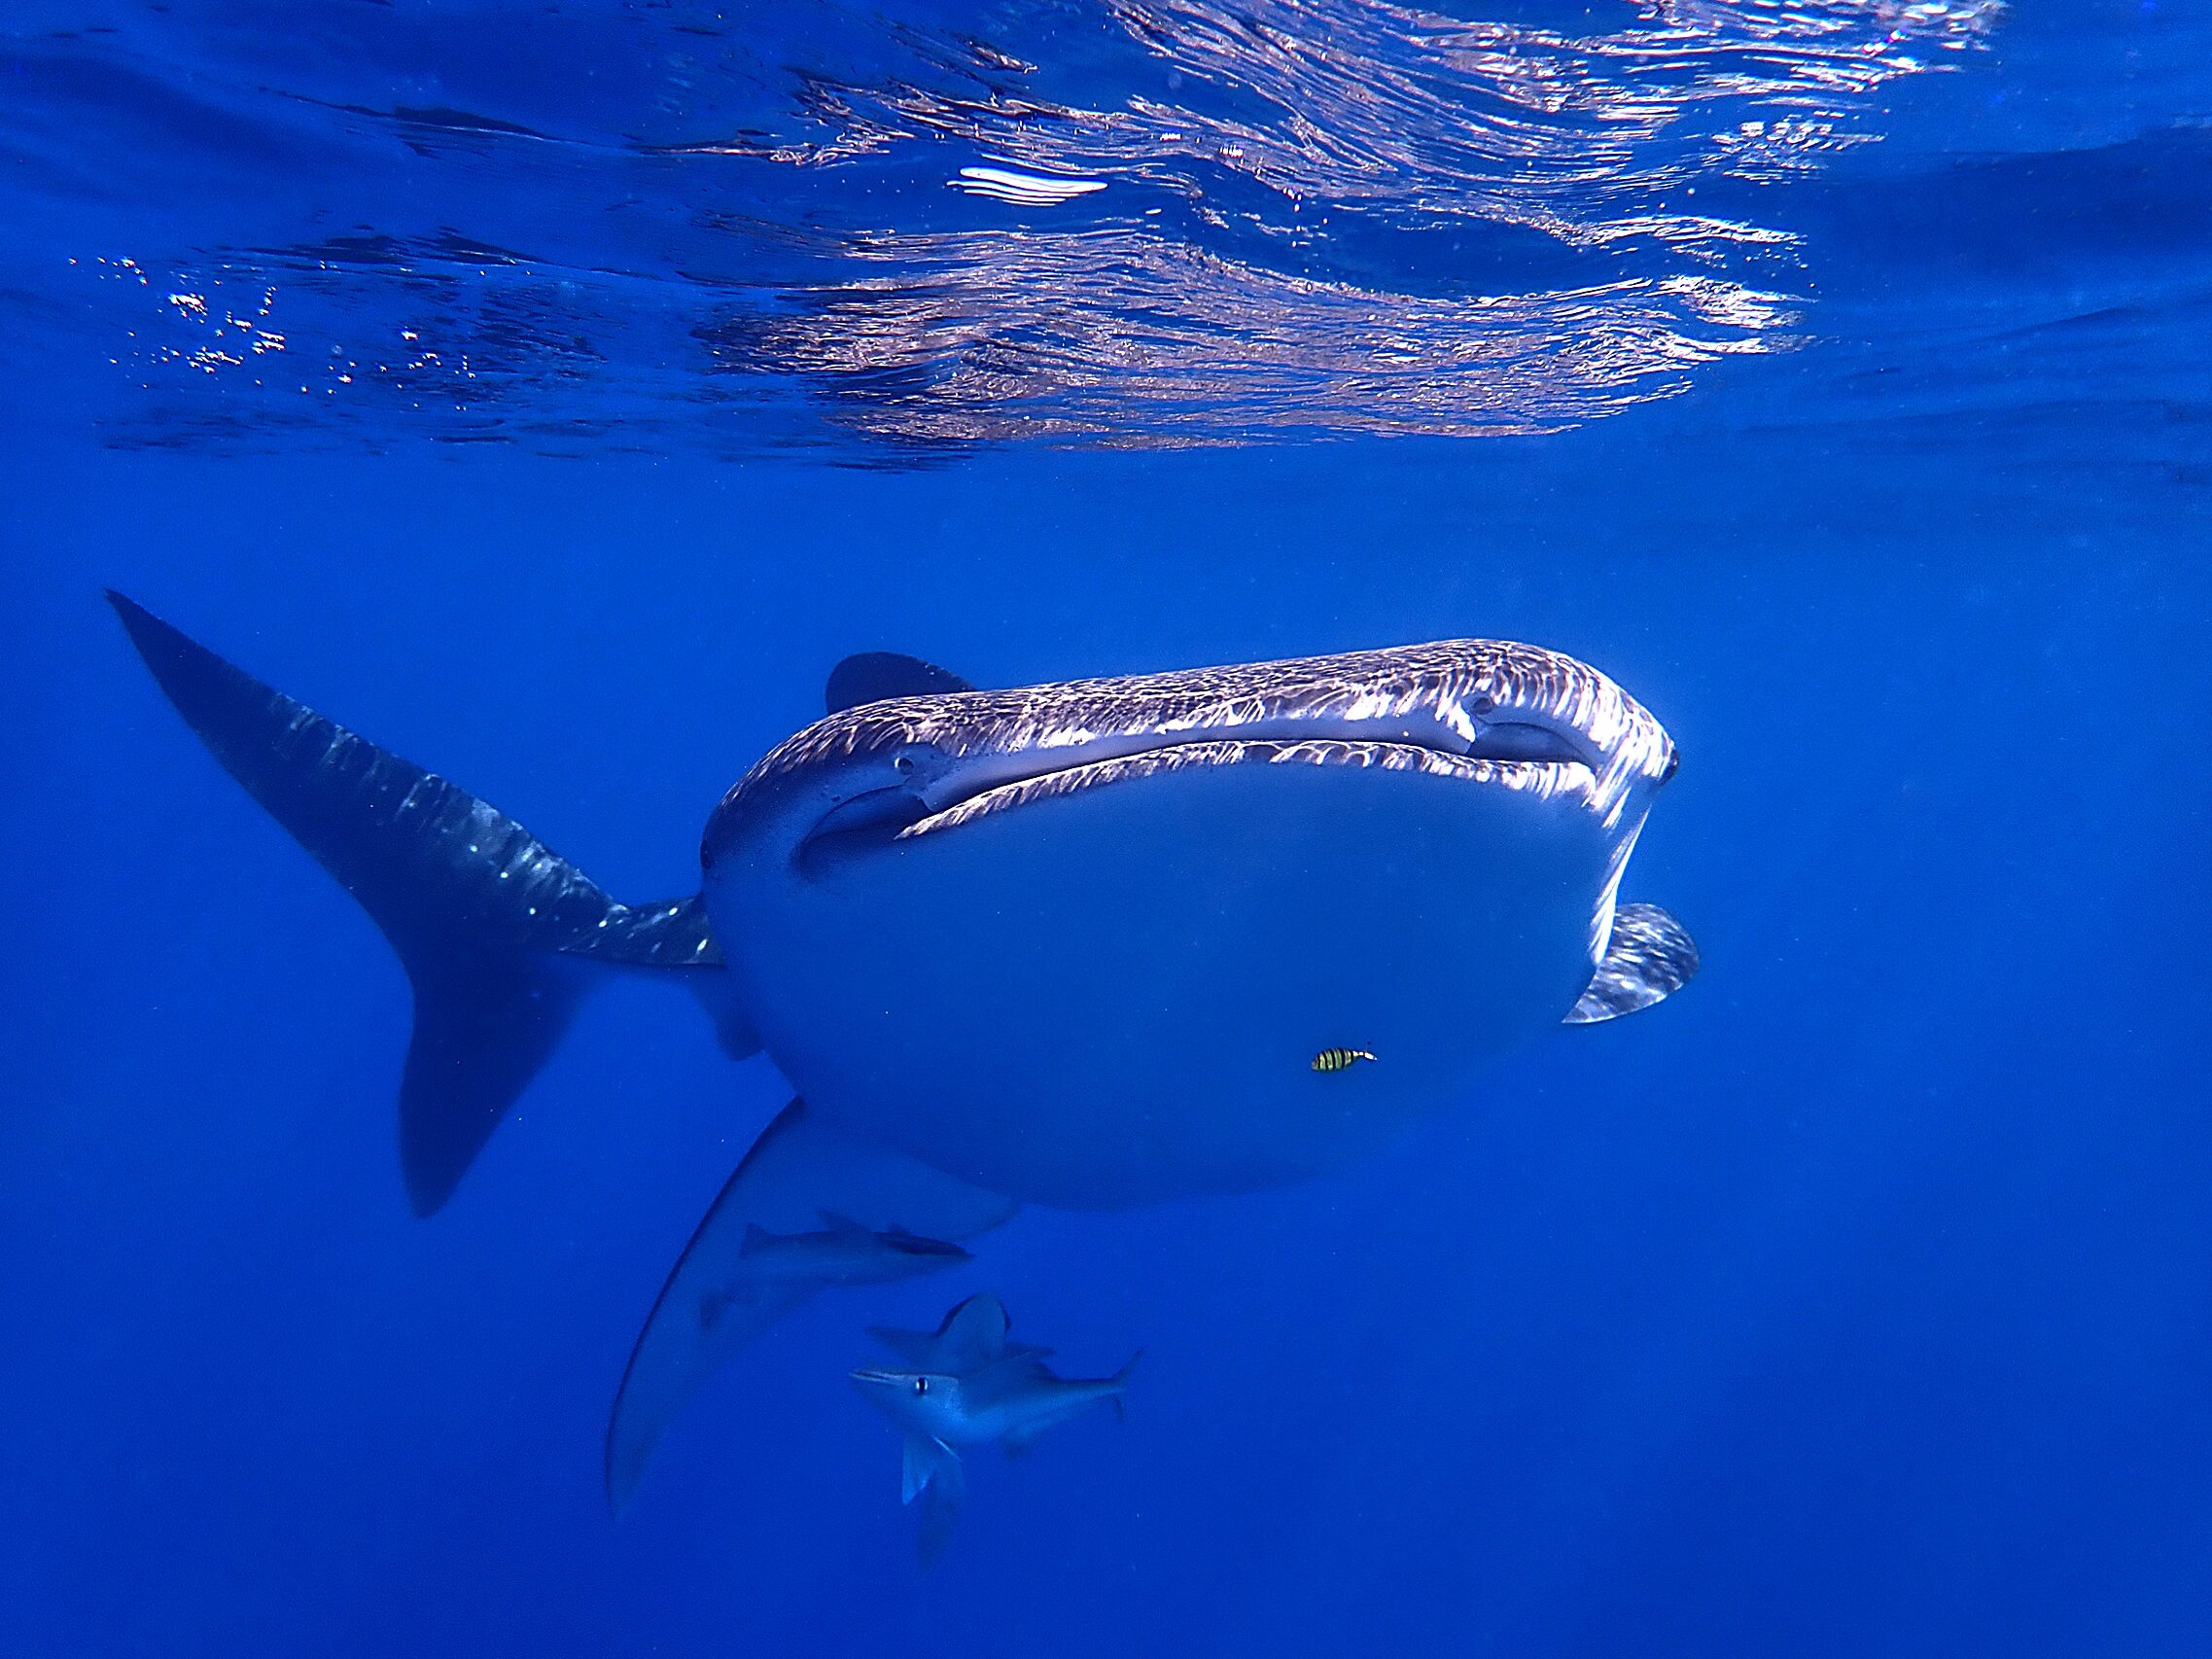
[3,2,2209,1654]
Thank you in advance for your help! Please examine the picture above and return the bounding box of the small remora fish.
[732,1212,968,1288]
[1312,1046,1377,1073]
[693,1214,967,1341]
[851,1293,1137,1567]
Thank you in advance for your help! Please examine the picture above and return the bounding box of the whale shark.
[853,1293,1138,1567]
[106,592,1697,1510]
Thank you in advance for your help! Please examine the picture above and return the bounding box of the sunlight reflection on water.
[10,0,2002,455]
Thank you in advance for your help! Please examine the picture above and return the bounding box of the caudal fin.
[1108,1351,1141,1422]
[108,592,730,1214]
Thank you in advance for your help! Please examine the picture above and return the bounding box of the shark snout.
[850,1366,932,1394]
[850,1367,949,1423]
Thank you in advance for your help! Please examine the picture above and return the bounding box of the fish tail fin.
[394,947,594,1214]
[107,591,740,1214]
[1110,1350,1142,1420]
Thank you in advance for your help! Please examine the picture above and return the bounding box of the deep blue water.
[4,3,2210,1655]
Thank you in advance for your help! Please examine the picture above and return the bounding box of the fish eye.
[1662,748,1681,784]
[913,1376,930,1395]
[894,755,916,775]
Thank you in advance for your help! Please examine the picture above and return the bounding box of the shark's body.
[108,594,1697,1511]
[852,1294,1137,1565]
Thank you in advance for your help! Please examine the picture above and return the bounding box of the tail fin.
[108,592,731,1214]
[1110,1351,1141,1421]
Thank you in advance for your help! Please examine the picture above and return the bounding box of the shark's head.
[848,1366,969,1437]
[700,640,1681,1209]
[703,641,1677,886]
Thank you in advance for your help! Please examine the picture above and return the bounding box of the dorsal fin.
[824,652,975,714]
[874,1292,1016,1372]
[930,1293,1014,1371]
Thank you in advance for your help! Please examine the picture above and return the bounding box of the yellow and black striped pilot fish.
[1311,1047,1377,1074]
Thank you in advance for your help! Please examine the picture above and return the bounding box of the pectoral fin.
[906,1438,966,1570]
[605,1100,1017,1513]
[1565,902,1700,1025]
[901,1434,957,1504]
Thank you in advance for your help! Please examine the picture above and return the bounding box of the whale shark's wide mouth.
[795,719,1600,873]
[904,726,1595,834]
[716,640,1679,882]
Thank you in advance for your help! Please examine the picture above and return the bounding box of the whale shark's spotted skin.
[727,639,1674,838]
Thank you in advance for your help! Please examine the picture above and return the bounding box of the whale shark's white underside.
[108,596,1696,1511]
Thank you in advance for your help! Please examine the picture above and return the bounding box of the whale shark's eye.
[894,755,916,775]
[913,1377,930,1396]
[1662,748,1681,784]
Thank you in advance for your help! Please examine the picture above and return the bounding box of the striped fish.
[1311,1047,1377,1074]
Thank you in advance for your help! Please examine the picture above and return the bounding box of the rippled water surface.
[9,0,2204,460]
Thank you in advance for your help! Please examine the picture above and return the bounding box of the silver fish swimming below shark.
[852,1293,1137,1568]
[106,593,1699,1511]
